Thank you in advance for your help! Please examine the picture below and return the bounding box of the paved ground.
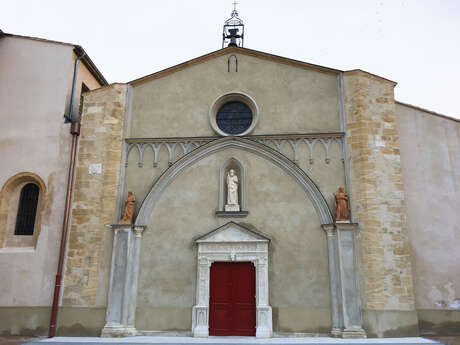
[0,336,457,345]
[0,337,37,345]
[2,336,449,345]
[426,337,460,345]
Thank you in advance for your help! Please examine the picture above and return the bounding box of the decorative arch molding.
[0,172,46,248]
[135,136,333,226]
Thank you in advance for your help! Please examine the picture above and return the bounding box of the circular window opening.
[209,92,259,136]
[216,101,253,135]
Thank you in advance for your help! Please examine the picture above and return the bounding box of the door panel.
[209,262,256,336]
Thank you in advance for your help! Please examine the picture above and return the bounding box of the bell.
[227,28,239,47]
[229,28,239,36]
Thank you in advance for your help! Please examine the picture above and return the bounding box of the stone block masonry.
[62,84,127,307]
[343,71,417,337]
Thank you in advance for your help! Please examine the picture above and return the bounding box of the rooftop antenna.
[222,1,244,48]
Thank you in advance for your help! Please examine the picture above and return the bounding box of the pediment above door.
[195,221,270,244]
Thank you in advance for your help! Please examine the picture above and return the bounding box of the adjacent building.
[0,31,107,335]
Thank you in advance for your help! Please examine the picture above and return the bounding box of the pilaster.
[335,222,366,338]
[323,223,366,338]
[322,224,342,337]
[101,224,145,337]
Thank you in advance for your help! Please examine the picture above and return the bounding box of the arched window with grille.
[14,183,40,236]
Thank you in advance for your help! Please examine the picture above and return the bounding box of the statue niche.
[217,157,246,215]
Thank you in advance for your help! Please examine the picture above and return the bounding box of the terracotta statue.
[334,187,350,221]
[119,191,136,224]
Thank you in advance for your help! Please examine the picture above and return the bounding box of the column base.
[256,306,273,338]
[192,326,209,338]
[342,327,367,338]
[256,327,272,338]
[101,325,137,337]
[192,305,209,337]
[330,327,342,337]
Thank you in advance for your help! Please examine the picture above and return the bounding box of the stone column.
[101,224,145,337]
[336,222,366,338]
[192,258,211,337]
[322,224,343,337]
[255,254,272,338]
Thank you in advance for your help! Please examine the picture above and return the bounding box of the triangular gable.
[129,46,341,86]
[196,221,270,243]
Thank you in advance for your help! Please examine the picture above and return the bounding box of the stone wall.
[61,84,127,320]
[343,71,418,337]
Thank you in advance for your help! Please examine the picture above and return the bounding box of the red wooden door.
[209,262,256,336]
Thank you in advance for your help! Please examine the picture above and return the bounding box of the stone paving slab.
[22,336,445,345]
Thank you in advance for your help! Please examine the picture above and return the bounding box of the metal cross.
[232,0,238,11]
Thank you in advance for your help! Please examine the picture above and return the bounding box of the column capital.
[106,224,147,233]
[321,223,336,235]
[133,225,146,238]
[335,222,359,231]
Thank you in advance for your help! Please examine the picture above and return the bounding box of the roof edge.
[74,45,108,86]
[343,69,397,86]
[129,46,343,86]
[82,82,127,96]
[4,33,108,86]
[4,32,76,47]
[396,101,460,123]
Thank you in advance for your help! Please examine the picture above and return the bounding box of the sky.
[2,0,459,118]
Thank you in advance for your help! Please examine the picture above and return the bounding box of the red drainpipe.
[48,121,80,337]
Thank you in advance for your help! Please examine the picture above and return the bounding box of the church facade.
[57,46,459,338]
[1,30,459,339]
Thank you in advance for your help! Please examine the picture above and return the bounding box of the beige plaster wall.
[129,52,340,138]
[396,103,460,334]
[0,35,103,335]
[136,148,332,333]
[123,52,345,334]
[0,36,75,310]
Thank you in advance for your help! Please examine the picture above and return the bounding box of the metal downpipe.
[48,121,80,337]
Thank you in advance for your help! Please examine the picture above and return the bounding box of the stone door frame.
[192,222,272,338]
